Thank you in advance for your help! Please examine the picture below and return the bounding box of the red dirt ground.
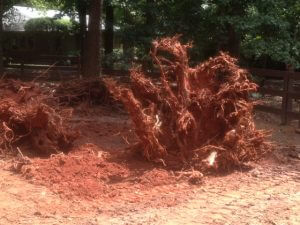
[22,144,177,201]
[0,106,299,225]
[12,106,181,202]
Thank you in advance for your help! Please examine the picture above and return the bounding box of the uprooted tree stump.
[105,36,272,170]
[0,79,78,156]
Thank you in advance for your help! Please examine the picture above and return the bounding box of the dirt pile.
[105,36,272,170]
[0,79,78,155]
[20,144,176,200]
[54,78,115,106]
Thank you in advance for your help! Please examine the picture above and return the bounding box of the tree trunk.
[0,1,4,76]
[78,6,87,73]
[82,0,103,77]
[286,63,294,122]
[122,8,134,54]
[104,1,114,56]
[226,23,240,58]
[145,0,154,32]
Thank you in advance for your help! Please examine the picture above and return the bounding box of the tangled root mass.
[105,36,272,170]
[0,79,78,156]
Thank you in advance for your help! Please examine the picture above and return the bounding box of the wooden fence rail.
[248,68,300,131]
[3,54,300,131]
[4,52,81,75]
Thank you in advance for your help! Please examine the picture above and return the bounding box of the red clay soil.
[0,37,274,202]
[20,143,176,201]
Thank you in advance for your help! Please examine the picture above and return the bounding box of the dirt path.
[107,162,299,225]
[0,157,299,225]
[0,112,299,225]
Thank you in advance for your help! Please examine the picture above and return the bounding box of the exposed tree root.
[105,36,272,170]
[54,78,115,106]
[0,79,78,156]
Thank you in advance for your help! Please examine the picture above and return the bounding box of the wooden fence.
[4,51,80,76]
[249,68,300,130]
[3,56,300,131]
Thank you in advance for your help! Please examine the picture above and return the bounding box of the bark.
[227,24,240,58]
[122,8,134,54]
[286,63,295,118]
[145,0,154,31]
[78,6,87,73]
[104,2,114,56]
[82,0,103,77]
[0,1,3,76]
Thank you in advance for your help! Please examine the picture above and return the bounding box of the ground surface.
[0,108,299,225]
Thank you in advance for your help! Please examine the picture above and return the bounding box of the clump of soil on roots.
[105,36,272,171]
[0,79,78,156]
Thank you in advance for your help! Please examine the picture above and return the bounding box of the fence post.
[281,72,289,125]
[21,60,24,76]
[77,56,81,78]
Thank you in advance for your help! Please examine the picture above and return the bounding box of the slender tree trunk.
[226,23,240,58]
[104,1,114,56]
[122,8,134,54]
[82,0,103,77]
[145,0,154,34]
[78,6,87,73]
[0,1,4,76]
[286,63,294,119]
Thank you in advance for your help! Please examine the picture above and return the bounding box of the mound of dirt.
[105,36,272,170]
[20,144,176,200]
[0,79,78,156]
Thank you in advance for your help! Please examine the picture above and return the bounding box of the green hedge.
[24,17,77,33]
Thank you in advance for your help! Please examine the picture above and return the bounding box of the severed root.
[176,169,204,185]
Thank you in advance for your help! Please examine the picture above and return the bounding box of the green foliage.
[24,17,77,32]
[240,0,300,68]
[24,17,53,31]
[103,49,135,70]
[53,18,77,32]
[5,0,299,69]
[3,0,57,11]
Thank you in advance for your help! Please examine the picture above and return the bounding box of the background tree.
[0,0,58,75]
[1,0,299,76]
[0,0,26,75]
[104,0,114,56]
[81,0,103,77]
[0,0,3,75]
[50,0,104,76]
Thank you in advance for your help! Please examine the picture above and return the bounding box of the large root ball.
[105,36,272,170]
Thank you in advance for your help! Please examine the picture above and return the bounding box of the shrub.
[24,17,77,33]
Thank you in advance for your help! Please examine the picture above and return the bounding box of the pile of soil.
[105,36,272,170]
[0,79,78,156]
[21,144,176,200]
